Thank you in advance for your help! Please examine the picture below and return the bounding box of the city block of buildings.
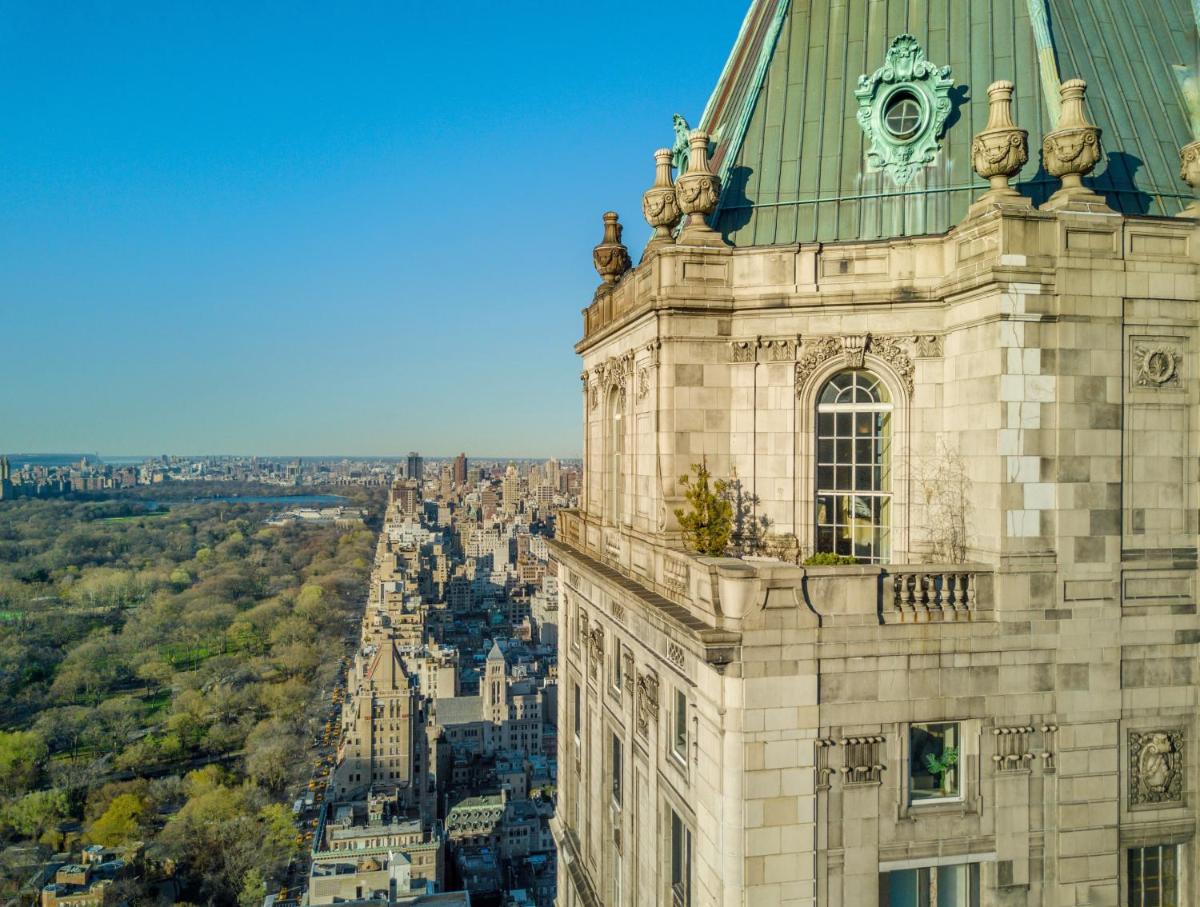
[314,458,573,905]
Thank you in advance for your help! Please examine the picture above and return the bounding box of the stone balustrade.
[887,566,989,622]
[554,509,994,629]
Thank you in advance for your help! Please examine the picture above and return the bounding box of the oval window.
[883,91,923,141]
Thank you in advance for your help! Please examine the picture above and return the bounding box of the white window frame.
[670,688,688,767]
[906,720,965,807]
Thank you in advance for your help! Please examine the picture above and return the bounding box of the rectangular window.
[612,639,623,693]
[611,733,622,807]
[879,863,979,906]
[909,722,960,802]
[1129,844,1180,907]
[671,689,688,763]
[573,682,581,740]
[670,810,692,907]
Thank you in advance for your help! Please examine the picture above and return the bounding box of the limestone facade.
[552,189,1200,906]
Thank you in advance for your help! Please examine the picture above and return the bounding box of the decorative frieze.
[636,669,659,736]
[794,333,915,397]
[1130,729,1185,807]
[839,735,886,785]
[621,651,635,695]
[636,366,650,401]
[992,726,1035,772]
[795,337,844,389]
[663,555,689,597]
[666,642,686,670]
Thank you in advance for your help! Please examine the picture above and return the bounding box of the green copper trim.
[1027,0,1062,124]
[708,0,789,190]
[854,35,954,186]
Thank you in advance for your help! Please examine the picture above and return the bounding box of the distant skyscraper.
[453,453,468,487]
[406,452,424,482]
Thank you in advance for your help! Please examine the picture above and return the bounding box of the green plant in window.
[674,462,733,556]
[924,746,959,794]
[802,552,859,566]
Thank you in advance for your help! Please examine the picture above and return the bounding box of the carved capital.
[729,339,758,363]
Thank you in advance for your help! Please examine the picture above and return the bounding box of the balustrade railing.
[889,567,982,621]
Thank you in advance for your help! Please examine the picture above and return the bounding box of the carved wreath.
[1134,344,1181,388]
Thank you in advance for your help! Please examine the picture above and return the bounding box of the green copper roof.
[700,0,1198,246]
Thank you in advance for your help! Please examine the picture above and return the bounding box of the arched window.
[815,370,892,562]
[607,388,625,523]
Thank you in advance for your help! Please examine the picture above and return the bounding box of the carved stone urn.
[674,130,725,246]
[592,212,631,288]
[1180,139,1200,218]
[968,80,1030,215]
[1041,78,1107,210]
[642,148,682,254]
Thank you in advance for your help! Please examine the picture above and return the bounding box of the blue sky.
[0,1,748,458]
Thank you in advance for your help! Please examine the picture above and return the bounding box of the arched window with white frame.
[606,386,625,524]
[815,369,893,562]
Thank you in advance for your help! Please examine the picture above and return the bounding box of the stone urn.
[1180,139,1200,218]
[642,148,682,253]
[592,212,631,288]
[1041,78,1107,210]
[968,80,1029,215]
[674,130,725,246]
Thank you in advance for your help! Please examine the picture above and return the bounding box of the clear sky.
[0,1,748,459]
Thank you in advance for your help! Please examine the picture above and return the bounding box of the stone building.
[332,640,423,802]
[551,2,1199,906]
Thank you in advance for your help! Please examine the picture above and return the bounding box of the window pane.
[910,723,960,801]
[817,465,834,490]
[817,438,835,464]
[818,412,835,435]
[836,412,853,436]
[835,466,852,490]
[836,438,852,464]
[855,465,874,491]
[816,526,834,553]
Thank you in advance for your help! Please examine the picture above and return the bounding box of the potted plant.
[924,746,959,796]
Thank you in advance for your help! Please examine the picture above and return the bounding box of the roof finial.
[967,80,1030,217]
[1041,79,1109,211]
[675,131,726,247]
[592,212,631,288]
[642,149,682,256]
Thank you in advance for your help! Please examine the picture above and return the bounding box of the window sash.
[1129,844,1180,907]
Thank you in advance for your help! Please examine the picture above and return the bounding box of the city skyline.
[0,1,746,457]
